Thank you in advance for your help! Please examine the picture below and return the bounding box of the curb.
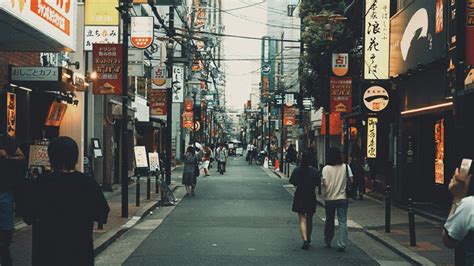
[93,183,181,257]
[365,230,436,266]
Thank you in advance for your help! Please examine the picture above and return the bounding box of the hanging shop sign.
[10,66,85,91]
[131,16,154,49]
[364,0,390,80]
[390,0,446,76]
[0,0,77,51]
[434,119,445,184]
[363,85,389,112]
[128,49,145,77]
[152,66,168,89]
[84,26,119,51]
[283,106,296,126]
[172,65,184,103]
[184,98,193,112]
[332,53,349,77]
[6,93,16,138]
[45,101,67,127]
[467,1,474,66]
[367,117,378,158]
[92,44,123,95]
[11,66,59,81]
[150,90,167,116]
[330,77,352,113]
[191,121,201,132]
[85,0,119,25]
[182,111,194,128]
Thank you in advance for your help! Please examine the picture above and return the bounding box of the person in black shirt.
[23,136,110,265]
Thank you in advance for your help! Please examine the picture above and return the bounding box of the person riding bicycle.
[216,143,228,174]
[247,143,256,165]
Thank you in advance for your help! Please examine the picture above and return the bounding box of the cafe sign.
[11,67,59,81]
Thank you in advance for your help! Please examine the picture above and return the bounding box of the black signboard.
[390,0,447,76]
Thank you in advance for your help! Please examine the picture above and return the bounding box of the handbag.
[345,164,353,198]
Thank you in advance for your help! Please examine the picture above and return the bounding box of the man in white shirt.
[442,167,474,265]
[322,148,353,252]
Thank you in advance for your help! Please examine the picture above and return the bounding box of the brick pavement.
[273,164,454,266]
[10,167,183,265]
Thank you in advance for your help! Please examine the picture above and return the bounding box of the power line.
[221,9,300,29]
[190,30,301,43]
[222,0,266,12]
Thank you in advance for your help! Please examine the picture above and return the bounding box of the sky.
[221,0,268,110]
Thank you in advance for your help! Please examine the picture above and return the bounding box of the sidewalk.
[10,167,183,265]
[272,165,453,266]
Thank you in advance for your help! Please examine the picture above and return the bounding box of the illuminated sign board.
[367,117,378,158]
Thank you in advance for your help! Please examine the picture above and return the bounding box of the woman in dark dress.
[182,146,198,196]
[23,136,110,266]
[290,150,321,250]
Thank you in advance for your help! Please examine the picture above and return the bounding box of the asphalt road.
[96,157,411,265]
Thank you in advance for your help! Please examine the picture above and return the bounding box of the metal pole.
[120,0,130,218]
[165,5,175,185]
[408,197,416,246]
[280,105,284,172]
[155,168,159,193]
[135,174,140,207]
[385,185,391,233]
[146,172,151,200]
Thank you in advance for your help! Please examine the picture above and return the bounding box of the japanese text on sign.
[92,44,123,95]
[84,26,119,51]
[11,67,59,81]
[330,77,352,113]
[367,117,378,158]
[364,0,390,80]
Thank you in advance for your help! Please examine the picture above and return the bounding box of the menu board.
[28,144,50,169]
[148,152,160,172]
[134,146,148,168]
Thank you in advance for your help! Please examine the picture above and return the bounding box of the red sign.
[330,77,352,113]
[131,17,154,49]
[182,111,194,128]
[150,90,167,116]
[283,106,296,126]
[321,112,342,136]
[92,44,123,95]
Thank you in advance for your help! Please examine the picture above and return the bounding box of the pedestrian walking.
[0,134,25,266]
[216,143,228,174]
[247,142,256,165]
[286,144,297,164]
[182,146,199,196]
[322,147,353,252]
[349,144,366,200]
[23,136,110,266]
[202,145,212,177]
[442,162,474,265]
[289,150,321,250]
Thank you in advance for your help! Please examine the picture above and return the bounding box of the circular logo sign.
[262,64,270,74]
[363,86,389,112]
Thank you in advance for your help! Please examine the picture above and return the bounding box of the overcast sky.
[222,0,267,110]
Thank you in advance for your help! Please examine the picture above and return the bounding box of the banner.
[364,0,390,79]
[330,77,352,113]
[131,17,154,49]
[367,117,378,158]
[283,106,296,126]
[6,93,16,138]
[150,90,167,116]
[182,111,194,128]
[92,44,123,95]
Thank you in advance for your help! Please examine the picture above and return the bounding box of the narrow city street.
[96,158,411,265]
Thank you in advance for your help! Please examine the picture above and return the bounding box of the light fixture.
[400,102,453,115]
[18,86,32,92]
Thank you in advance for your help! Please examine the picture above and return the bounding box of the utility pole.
[165,5,175,185]
[120,0,131,218]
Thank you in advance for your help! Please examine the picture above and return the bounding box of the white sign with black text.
[172,65,184,102]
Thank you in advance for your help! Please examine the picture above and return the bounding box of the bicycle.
[156,176,177,204]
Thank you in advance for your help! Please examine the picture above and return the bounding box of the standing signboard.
[148,152,160,172]
[364,0,390,80]
[131,16,154,49]
[329,77,352,113]
[134,146,148,168]
[92,44,123,95]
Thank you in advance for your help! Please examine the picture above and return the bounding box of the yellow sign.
[367,117,377,158]
[85,0,119,26]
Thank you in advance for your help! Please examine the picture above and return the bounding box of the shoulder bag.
[345,164,353,199]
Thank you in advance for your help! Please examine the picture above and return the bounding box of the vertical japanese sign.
[364,0,390,80]
[130,17,154,49]
[84,0,119,51]
[332,53,349,77]
[434,119,445,184]
[330,77,352,113]
[467,0,474,66]
[149,90,167,116]
[92,44,123,95]
[283,106,296,126]
[172,65,184,103]
[367,117,378,158]
[182,111,194,128]
[6,93,16,138]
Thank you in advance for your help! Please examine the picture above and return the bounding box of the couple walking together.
[290,147,353,251]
